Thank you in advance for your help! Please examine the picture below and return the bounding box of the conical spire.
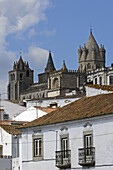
[45,51,56,72]
[18,56,24,64]
[86,28,99,50]
[61,60,68,71]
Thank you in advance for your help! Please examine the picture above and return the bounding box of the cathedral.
[7,29,113,101]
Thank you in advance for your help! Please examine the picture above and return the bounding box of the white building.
[14,106,57,122]
[0,124,22,170]
[25,96,82,108]
[13,92,113,170]
[87,66,113,85]
[0,100,26,120]
[85,84,113,97]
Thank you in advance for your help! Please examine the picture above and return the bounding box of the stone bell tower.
[7,55,34,101]
[78,29,106,72]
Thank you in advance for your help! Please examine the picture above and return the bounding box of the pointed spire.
[61,60,68,72]
[17,50,24,64]
[45,51,56,72]
[86,28,99,49]
[13,61,16,70]
[18,56,24,64]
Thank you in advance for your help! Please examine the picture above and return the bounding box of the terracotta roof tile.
[34,106,58,113]
[21,93,113,128]
[0,125,22,135]
[0,121,28,125]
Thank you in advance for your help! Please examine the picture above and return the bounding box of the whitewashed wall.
[14,107,47,121]
[0,127,11,156]
[16,114,113,170]
[1,100,26,120]
[26,97,80,108]
[85,86,113,97]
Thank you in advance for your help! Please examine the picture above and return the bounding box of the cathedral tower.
[78,29,106,72]
[7,55,34,101]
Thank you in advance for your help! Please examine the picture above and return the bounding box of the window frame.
[99,77,102,85]
[110,76,113,85]
[34,138,42,157]
[83,131,93,156]
[60,134,69,151]
[33,135,43,160]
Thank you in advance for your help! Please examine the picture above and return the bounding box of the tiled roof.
[34,106,58,113]
[0,125,22,135]
[0,121,28,125]
[86,84,113,91]
[21,93,113,128]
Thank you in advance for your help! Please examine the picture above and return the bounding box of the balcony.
[78,147,95,166]
[56,150,71,169]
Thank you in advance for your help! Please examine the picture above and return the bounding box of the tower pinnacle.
[45,51,56,72]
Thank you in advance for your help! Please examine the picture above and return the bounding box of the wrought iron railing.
[78,147,95,166]
[56,150,71,168]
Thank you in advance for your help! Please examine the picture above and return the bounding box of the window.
[78,132,95,166]
[53,78,59,89]
[56,134,71,168]
[11,74,13,80]
[61,138,68,158]
[33,136,43,160]
[26,70,29,77]
[34,138,42,157]
[87,63,91,69]
[61,138,68,151]
[110,76,113,85]
[49,79,51,89]
[3,114,9,120]
[99,77,102,85]
[95,78,97,84]
[20,73,23,80]
[84,134,92,156]
[11,74,15,80]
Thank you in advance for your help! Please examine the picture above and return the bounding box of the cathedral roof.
[45,51,56,72]
[80,29,100,61]
[18,56,24,64]
[86,29,99,50]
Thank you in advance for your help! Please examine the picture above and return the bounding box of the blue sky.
[0,0,113,97]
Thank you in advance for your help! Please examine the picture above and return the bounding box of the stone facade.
[78,29,105,72]
[8,29,113,101]
[8,51,86,101]
[7,56,34,101]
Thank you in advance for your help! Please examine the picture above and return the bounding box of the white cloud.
[25,45,49,72]
[0,0,50,34]
[0,0,51,97]
[40,29,56,37]
[28,29,37,39]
